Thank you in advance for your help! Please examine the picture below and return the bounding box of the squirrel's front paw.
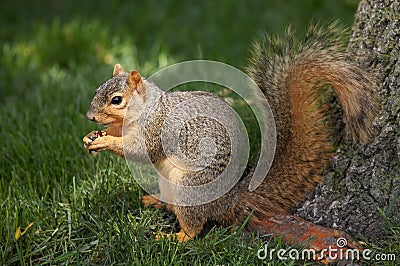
[83,130,108,153]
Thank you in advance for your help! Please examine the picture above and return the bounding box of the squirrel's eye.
[111,96,122,105]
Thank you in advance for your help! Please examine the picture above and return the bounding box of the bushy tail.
[234,22,378,224]
[248,21,377,147]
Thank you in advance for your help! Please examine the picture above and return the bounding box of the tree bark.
[297,0,400,241]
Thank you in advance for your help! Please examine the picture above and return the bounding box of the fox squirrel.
[83,23,377,244]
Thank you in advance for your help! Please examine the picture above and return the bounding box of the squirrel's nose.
[86,111,96,122]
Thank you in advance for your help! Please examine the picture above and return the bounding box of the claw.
[83,130,108,153]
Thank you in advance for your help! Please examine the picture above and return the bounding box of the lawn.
[1,0,397,265]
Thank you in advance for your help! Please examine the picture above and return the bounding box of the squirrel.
[83,22,377,244]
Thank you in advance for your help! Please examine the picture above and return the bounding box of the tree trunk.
[297,0,400,241]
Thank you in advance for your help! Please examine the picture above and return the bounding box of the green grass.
[1,0,398,265]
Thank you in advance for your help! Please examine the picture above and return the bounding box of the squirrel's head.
[86,64,146,127]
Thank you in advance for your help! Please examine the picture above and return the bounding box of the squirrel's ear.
[127,70,144,93]
[113,64,125,76]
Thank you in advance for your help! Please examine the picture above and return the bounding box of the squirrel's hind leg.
[156,206,204,243]
[141,194,175,213]
[142,194,164,209]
